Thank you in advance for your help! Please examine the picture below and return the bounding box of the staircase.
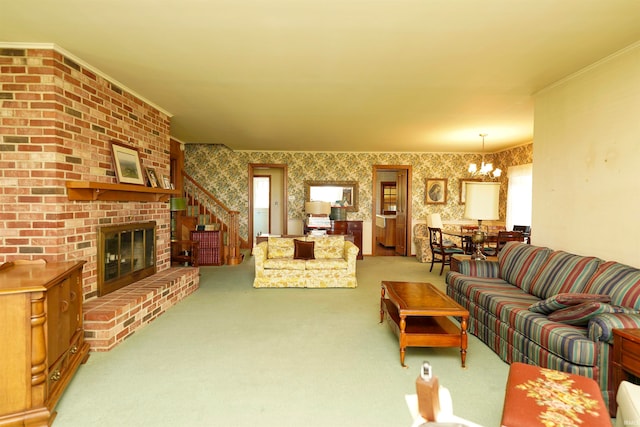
[177,172,244,265]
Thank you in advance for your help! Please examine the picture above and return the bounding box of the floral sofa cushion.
[306,235,345,259]
[267,237,296,259]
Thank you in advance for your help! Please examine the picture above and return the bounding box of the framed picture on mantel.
[111,141,145,185]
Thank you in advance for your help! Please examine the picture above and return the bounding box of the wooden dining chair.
[460,225,478,254]
[485,230,525,256]
[512,225,531,244]
[428,227,464,275]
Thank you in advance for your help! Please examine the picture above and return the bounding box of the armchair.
[414,223,431,262]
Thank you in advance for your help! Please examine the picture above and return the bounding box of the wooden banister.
[180,173,245,265]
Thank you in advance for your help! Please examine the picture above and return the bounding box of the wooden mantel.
[66,181,180,202]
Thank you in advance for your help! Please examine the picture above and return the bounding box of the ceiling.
[2,1,640,153]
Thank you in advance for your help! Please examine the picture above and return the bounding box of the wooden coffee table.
[379,281,469,367]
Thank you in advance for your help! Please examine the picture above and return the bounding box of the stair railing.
[182,173,244,265]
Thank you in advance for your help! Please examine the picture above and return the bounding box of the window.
[506,163,532,231]
[381,182,397,213]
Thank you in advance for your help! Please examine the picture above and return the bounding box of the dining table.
[442,228,500,254]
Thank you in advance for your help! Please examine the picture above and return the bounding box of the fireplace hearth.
[97,221,157,296]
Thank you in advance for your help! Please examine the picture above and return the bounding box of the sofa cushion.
[510,309,597,366]
[294,240,315,260]
[527,251,602,299]
[498,242,552,292]
[263,258,306,270]
[306,235,344,259]
[267,237,296,259]
[305,258,348,270]
[582,261,640,310]
[548,302,620,326]
[529,293,612,315]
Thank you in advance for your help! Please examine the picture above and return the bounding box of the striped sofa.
[446,242,640,415]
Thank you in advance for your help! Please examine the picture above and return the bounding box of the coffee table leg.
[379,285,386,323]
[460,316,468,368]
[400,315,407,367]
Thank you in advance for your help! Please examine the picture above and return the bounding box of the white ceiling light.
[468,133,502,178]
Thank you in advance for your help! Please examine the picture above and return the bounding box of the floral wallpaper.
[185,144,533,241]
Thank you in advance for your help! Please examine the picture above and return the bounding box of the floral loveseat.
[253,235,359,288]
[445,242,640,415]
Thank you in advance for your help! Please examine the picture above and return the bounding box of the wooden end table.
[612,328,640,413]
[379,281,469,368]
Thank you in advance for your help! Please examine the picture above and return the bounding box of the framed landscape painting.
[426,178,447,204]
[111,141,145,185]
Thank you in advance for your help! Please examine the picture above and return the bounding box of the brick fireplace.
[1,45,199,350]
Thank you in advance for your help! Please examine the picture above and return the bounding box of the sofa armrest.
[252,241,268,274]
[343,240,359,273]
[588,313,640,344]
[455,259,500,277]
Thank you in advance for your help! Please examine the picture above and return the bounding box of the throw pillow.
[529,293,611,315]
[294,240,315,260]
[548,301,617,326]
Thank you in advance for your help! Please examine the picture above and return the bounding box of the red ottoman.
[501,362,610,427]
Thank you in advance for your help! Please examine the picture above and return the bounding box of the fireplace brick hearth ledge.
[83,267,200,351]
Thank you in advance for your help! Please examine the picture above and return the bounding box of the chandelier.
[468,133,501,178]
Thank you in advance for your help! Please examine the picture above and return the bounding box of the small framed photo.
[145,167,160,188]
[426,178,447,204]
[111,141,145,185]
[161,175,171,190]
[459,179,482,204]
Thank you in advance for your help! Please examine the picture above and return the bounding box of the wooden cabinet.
[0,261,89,426]
[329,220,363,260]
[612,328,640,413]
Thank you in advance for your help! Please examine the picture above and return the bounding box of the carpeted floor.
[55,255,509,427]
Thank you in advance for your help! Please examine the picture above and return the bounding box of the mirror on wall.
[304,181,359,212]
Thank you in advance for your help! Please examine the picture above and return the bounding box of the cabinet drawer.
[47,331,83,396]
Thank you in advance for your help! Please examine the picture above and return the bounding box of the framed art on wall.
[145,167,160,188]
[426,178,447,204]
[111,141,145,185]
[459,179,482,204]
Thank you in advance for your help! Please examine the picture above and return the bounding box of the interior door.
[395,171,408,255]
[253,176,271,236]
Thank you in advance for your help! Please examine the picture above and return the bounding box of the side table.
[612,328,640,413]
[450,254,498,273]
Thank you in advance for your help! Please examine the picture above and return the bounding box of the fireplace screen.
[98,221,156,296]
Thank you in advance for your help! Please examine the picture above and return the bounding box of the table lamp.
[426,213,444,229]
[463,182,500,260]
[304,201,331,216]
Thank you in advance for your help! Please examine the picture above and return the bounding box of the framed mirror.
[304,180,359,212]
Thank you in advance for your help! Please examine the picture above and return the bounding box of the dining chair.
[428,227,464,275]
[460,225,478,254]
[485,230,525,256]
[512,225,531,244]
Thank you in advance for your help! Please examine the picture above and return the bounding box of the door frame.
[248,164,288,242]
[371,165,412,256]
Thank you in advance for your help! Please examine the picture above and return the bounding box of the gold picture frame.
[426,178,447,204]
[111,141,145,185]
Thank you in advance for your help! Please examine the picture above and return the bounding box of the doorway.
[248,164,288,246]
[372,165,412,256]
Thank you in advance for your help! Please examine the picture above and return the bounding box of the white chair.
[616,381,640,427]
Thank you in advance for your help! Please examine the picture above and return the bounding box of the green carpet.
[55,255,509,427]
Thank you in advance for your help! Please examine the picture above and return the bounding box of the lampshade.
[304,201,331,215]
[426,213,444,229]
[169,197,187,212]
[464,182,500,220]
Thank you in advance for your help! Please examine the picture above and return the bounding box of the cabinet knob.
[60,300,69,313]
[70,345,78,355]
[50,369,61,382]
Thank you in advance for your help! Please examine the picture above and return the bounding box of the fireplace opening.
[97,221,157,297]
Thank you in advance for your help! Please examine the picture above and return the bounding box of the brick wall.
[0,47,172,301]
